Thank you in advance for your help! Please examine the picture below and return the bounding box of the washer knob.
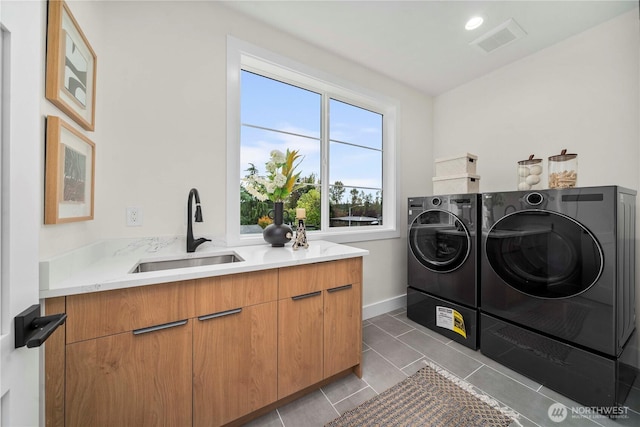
[526,192,543,206]
[431,197,441,206]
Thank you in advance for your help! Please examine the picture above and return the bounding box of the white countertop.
[39,237,369,298]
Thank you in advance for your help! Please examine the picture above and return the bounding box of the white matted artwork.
[46,0,97,131]
[45,116,95,224]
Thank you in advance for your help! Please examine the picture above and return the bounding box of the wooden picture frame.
[45,116,95,224]
[46,0,97,131]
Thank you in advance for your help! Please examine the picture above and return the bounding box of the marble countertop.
[39,237,369,298]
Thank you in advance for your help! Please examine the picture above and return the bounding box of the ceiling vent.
[470,18,527,54]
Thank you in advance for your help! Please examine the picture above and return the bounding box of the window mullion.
[320,93,330,231]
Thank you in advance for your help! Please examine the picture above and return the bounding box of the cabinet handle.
[133,319,188,335]
[292,291,322,301]
[198,308,242,321]
[327,284,353,293]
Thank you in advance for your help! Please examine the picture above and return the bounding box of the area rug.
[326,361,521,427]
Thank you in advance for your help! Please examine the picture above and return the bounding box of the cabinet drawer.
[66,281,195,343]
[279,258,362,299]
[194,269,278,316]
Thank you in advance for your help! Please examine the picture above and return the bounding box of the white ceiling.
[221,0,638,96]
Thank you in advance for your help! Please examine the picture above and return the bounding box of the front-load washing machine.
[480,186,637,407]
[407,194,481,349]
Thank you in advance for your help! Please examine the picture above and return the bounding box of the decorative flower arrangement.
[257,215,273,229]
[243,149,303,203]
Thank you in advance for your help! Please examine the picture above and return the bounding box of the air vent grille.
[470,18,527,54]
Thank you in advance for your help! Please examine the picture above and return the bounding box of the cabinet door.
[65,320,192,427]
[193,302,277,427]
[324,283,362,378]
[278,291,324,398]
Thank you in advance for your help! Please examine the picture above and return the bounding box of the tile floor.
[245,308,640,427]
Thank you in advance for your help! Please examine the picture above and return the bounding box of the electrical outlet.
[126,207,143,227]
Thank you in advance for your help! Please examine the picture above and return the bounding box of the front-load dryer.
[480,186,637,407]
[407,194,481,349]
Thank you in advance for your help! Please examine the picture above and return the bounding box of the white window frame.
[226,36,400,246]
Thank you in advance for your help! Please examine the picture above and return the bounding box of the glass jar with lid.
[548,149,577,189]
[517,154,543,191]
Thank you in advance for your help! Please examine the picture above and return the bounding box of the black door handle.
[15,304,67,348]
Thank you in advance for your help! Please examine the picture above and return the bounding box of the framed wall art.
[45,116,95,224]
[46,0,97,131]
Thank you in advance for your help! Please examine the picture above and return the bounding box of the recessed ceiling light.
[465,16,484,31]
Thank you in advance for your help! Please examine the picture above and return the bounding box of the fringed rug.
[326,362,521,427]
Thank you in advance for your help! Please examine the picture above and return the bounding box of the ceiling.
[221,0,638,96]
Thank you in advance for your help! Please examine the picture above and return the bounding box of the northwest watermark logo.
[548,403,567,423]
[548,403,630,422]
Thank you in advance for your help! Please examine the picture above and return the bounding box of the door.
[482,209,611,354]
[324,283,361,378]
[0,1,45,426]
[193,302,277,427]
[278,291,323,399]
[408,210,471,273]
[484,210,603,299]
[65,323,193,427]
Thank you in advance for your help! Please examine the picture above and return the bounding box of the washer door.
[409,210,470,273]
[485,210,603,298]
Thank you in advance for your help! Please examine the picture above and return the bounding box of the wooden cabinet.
[277,289,324,398]
[66,321,192,427]
[193,271,278,427]
[63,281,195,427]
[324,281,362,378]
[45,257,362,427]
[278,258,363,398]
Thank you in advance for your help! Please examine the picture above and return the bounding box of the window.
[328,99,383,229]
[227,37,398,245]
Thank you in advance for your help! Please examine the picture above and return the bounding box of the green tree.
[329,181,345,205]
[246,163,258,176]
[288,173,317,209]
[350,188,361,205]
[240,187,270,225]
[296,188,321,228]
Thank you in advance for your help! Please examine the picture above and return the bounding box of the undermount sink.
[130,253,244,273]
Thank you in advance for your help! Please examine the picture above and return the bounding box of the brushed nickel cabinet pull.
[198,308,242,321]
[327,284,353,293]
[133,319,188,335]
[292,291,322,301]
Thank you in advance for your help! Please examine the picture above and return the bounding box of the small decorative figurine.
[293,208,309,250]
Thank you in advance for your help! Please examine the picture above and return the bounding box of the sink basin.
[130,253,244,273]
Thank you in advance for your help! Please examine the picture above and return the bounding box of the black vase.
[263,202,292,247]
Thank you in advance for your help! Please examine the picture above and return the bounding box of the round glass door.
[485,210,603,299]
[409,210,470,273]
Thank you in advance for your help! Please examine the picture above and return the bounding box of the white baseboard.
[362,294,407,320]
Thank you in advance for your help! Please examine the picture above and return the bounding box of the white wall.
[40,0,106,253]
[434,10,639,192]
[39,1,433,308]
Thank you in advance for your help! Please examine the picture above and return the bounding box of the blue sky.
[240,71,382,196]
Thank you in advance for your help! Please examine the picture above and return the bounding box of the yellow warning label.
[436,306,467,339]
[453,310,467,338]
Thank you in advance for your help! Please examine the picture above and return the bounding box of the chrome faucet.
[187,188,211,253]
